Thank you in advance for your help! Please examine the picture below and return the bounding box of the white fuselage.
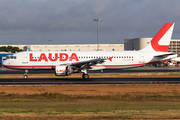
[2,51,176,70]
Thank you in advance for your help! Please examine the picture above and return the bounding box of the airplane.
[2,23,177,79]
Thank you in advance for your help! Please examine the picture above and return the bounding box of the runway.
[0,77,180,85]
[1,66,180,74]
[1,67,180,85]
[1,69,180,74]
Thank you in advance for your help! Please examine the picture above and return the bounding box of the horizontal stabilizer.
[154,53,177,58]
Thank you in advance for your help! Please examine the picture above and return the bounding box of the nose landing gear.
[24,70,28,79]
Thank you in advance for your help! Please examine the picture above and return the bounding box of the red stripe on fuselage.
[3,65,54,68]
[3,60,163,69]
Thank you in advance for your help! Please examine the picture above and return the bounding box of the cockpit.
[6,55,17,59]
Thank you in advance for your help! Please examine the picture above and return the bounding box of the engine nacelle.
[55,66,73,76]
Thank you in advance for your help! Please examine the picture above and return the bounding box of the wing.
[59,58,105,71]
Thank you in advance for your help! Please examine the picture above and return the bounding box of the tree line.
[0,46,23,53]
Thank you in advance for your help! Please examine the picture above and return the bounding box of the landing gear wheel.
[24,70,28,79]
[24,75,28,79]
[82,74,89,79]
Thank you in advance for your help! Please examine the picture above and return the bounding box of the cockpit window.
[6,55,11,59]
[7,55,17,59]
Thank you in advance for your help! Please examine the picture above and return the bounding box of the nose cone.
[2,60,8,67]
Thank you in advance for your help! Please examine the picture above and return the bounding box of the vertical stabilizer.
[141,23,174,52]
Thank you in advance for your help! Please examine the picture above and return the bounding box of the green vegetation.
[0,46,23,53]
[1,92,180,102]
[0,92,180,119]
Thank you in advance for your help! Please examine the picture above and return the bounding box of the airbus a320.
[3,23,177,79]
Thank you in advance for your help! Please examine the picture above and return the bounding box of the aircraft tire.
[82,74,89,79]
[24,75,28,79]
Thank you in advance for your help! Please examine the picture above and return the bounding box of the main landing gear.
[24,70,28,79]
[81,69,89,79]
[82,73,89,79]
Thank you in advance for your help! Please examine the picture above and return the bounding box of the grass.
[0,92,180,119]
[0,83,179,119]
[0,91,180,102]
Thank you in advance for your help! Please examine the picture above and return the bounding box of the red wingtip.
[108,56,113,62]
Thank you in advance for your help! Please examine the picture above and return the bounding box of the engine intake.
[55,66,73,76]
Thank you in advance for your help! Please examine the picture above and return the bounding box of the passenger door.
[139,52,145,63]
[22,53,28,63]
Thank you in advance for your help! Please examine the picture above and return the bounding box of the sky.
[0,0,180,45]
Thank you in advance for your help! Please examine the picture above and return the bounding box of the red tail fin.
[141,23,174,52]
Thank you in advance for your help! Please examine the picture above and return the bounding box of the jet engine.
[55,66,73,76]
